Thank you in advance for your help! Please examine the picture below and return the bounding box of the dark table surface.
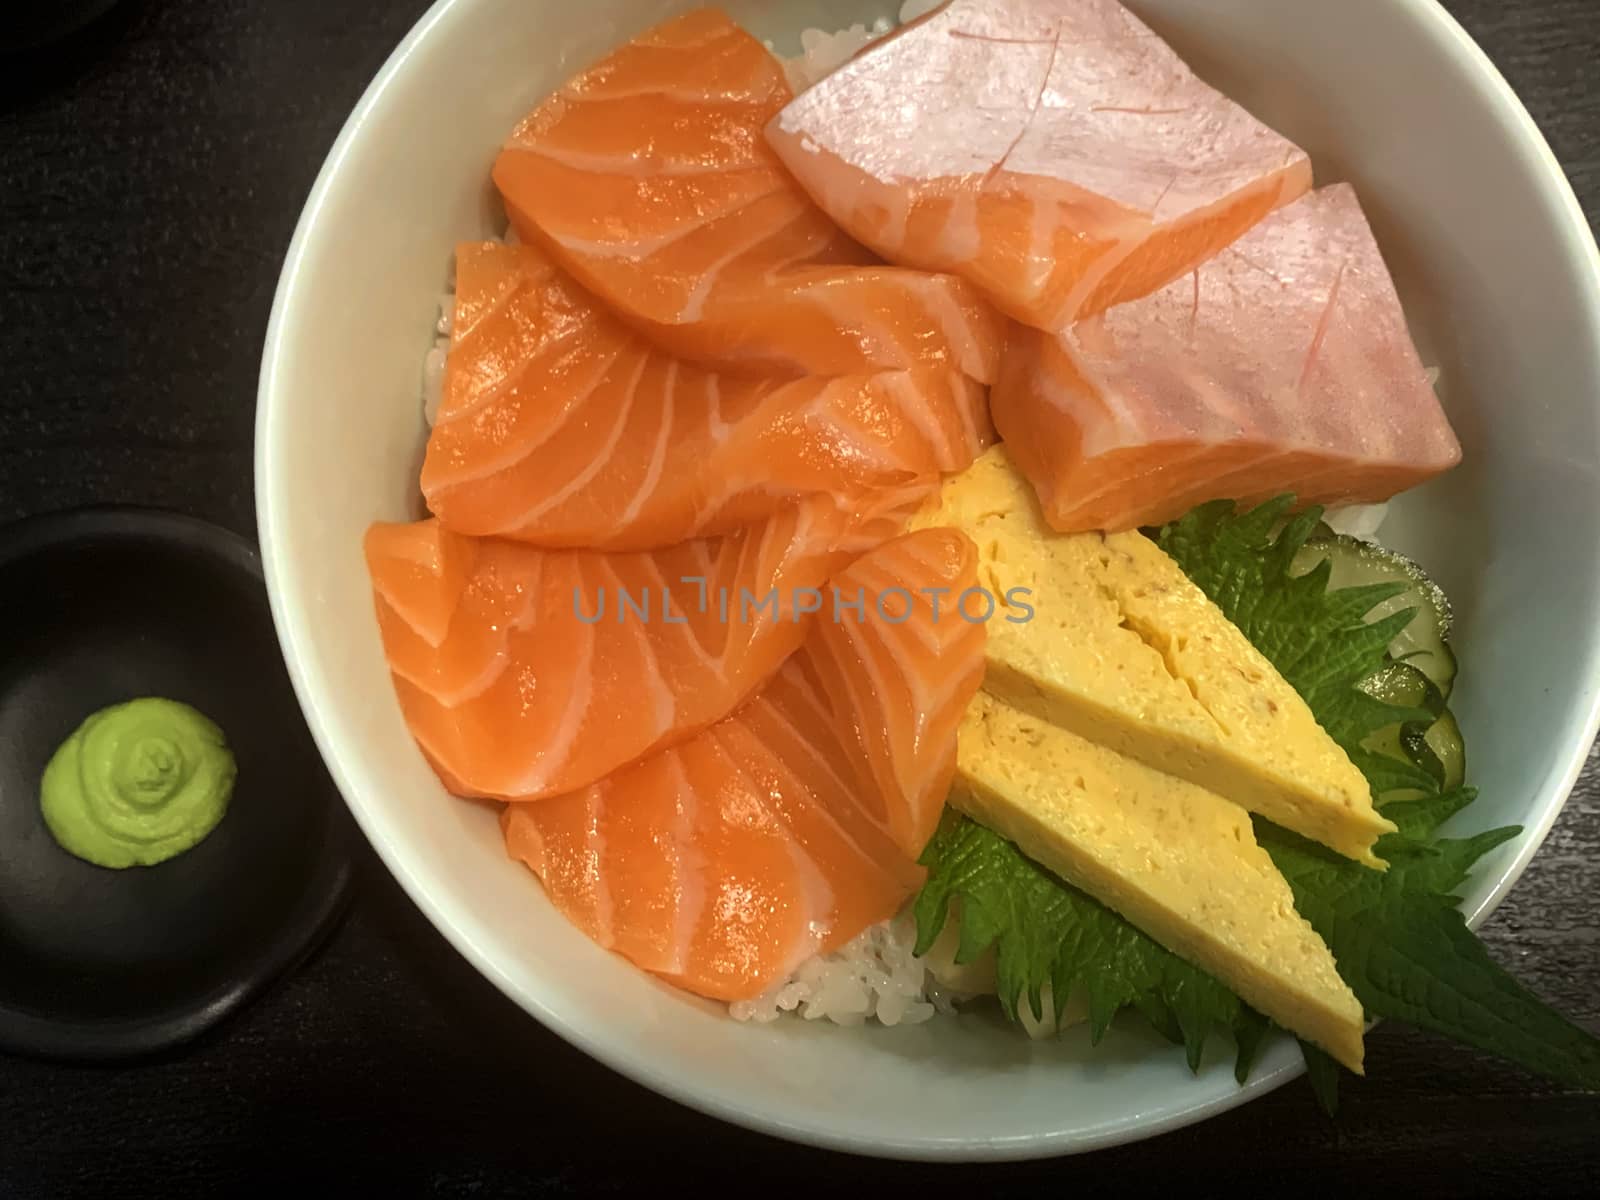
[2,0,1598,1194]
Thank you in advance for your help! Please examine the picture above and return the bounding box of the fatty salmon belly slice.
[363,496,855,803]
[422,242,995,551]
[490,7,1004,382]
[501,527,988,1001]
[991,184,1463,533]
[767,0,1311,330]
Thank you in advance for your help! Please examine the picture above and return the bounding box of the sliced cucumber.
[1362,710,1466,801]
[1293,534,1457,699]
[1358,661,1443,714]
[1412,709,1466,792]
[1356,661,1466,799]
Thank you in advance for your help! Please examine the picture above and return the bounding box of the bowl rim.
[255,0,1600,1161]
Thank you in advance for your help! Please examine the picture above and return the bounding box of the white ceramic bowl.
[257,0,1600,1160]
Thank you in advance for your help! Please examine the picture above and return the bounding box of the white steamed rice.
[727,906,1084,1036]
[771,1,944,90]
[729,911,954,1026]
[1322,503,1390,540]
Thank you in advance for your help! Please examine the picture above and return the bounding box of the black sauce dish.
[0,508,357,1062]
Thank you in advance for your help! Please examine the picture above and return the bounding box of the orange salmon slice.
[503,528,986,1002]
[767,0,1311,330]
[992,184,1463,533]
[422,241,994,550]
[491,7,1004,382]
[365,496,866,802]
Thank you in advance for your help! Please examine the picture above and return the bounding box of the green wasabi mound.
[40,698,236,869]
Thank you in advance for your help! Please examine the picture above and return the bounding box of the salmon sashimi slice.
[365,496,860,802]
[422,242,995,550]
[802,530,987,861]
[991,184,1463,533]
[502,528,986,1002]
[767,0,1311,330]
[491,7,1005,382]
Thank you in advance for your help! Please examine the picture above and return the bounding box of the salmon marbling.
[768,0,1311,329]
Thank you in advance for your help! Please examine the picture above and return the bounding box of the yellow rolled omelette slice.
[913,446,1395,866]
[955,692,1366,1073]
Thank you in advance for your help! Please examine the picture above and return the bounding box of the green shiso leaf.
[1299,1041,1343,1116]
[915,812,1260,1073]
[915,495,1600,1108]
